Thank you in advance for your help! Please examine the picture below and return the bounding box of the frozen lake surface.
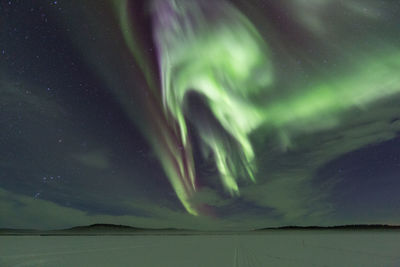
[1,231,400,266]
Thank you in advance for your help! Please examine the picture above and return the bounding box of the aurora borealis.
[1,0,400,230]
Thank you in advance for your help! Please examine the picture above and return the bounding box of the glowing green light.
[115,0,400,216]
[154,0,273,196]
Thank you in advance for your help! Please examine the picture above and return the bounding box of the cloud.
[0,187,253,230]
[189,187,234,207]
[0,187,178,230]
[237,94,400,225]
[0,79,66,120]
[73,150,110,170]
[286,0,388,36]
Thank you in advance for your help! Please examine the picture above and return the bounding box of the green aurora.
[114,0,400,215]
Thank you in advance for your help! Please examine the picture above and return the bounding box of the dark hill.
[255,224,400,231]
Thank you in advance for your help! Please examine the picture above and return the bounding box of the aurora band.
[114,0,400,215]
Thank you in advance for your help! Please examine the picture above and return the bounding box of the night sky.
[1,0,400,230]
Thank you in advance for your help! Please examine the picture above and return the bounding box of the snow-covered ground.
[1,231,399,266]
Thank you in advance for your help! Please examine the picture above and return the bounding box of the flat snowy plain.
[1,231,400,266]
